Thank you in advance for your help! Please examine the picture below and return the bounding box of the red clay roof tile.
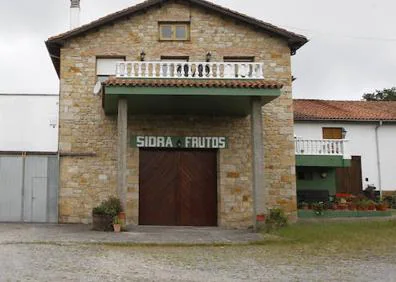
[104,78,283,89]
[294,99,396,121]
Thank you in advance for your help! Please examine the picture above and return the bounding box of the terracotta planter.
[256,214,266,222]
[118,212,127,230]
[113,224,121,233]
[92,214,113,231]
[118,212,126,221]
[376,205,387,211]
[348,204,357,211]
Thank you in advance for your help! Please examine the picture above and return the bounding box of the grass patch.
[269,220,396,255]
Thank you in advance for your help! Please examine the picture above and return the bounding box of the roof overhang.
[46,0,308,77]
[103,80,282,116]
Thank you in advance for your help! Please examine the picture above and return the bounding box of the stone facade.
[58,1,297,227]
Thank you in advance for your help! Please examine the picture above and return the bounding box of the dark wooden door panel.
[179,151,217,226]
[336,156,363,195]
[139,150,178,225]
[139,149,217,226]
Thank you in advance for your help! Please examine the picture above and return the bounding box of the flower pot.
[256,214,266,222]
[113,224,121,233]
[92,214,113,231]
[117,212,127,231]
[376,205,387,211]
[348,204,356,211]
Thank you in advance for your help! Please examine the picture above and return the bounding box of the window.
[96,57,125,82]
[322,127,343,139]
[159,23,190,41]
[296,168,314,180]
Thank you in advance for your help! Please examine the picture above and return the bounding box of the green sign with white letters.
[131,136,228,149]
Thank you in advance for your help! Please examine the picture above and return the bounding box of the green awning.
[103,84,282,116]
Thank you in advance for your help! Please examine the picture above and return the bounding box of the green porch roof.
[102,79,283,116]
[296,155,351,168]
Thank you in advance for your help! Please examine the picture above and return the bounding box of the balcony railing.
[295,139,350,159]
[115,61,264,80]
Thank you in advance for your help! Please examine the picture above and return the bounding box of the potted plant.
[348,202,357,211]
[92,196,123,231]
[312,202,326,216]
[113,216,122,233]
[336,197,348,210]
[376,201,388,211]
[357,199,369,211]
[367,200,376,211]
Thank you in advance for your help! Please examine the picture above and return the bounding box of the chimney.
[70,0,80,29]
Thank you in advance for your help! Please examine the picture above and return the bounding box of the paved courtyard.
[0,224,395,281]
[0,223,264,245]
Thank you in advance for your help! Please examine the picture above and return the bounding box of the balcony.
[102,60,282,116]
[295,139,351,167]
[115,61,264,80]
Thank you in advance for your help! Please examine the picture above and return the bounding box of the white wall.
[295,121,396,191]
[0,95,58,152]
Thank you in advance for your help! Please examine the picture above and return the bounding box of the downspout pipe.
[375,121,383,200]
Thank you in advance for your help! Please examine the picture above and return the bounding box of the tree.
[363,87,396,101]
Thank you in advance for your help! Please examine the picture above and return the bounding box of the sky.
[0,0,395,100]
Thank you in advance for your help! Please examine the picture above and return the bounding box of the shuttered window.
[322,127,343,139]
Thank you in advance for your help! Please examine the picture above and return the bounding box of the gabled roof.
[294,99,396,122]
[46,0,308,76]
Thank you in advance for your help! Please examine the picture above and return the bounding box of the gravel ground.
[1,243,395,281]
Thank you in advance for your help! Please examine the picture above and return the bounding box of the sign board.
[131,136,228,149]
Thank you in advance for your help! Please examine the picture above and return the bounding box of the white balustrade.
[115,61,264,79]
[295,139,350,158]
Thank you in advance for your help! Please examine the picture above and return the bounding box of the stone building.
[46,0,307,229]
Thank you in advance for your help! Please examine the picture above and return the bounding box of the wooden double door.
[139,149,218,226]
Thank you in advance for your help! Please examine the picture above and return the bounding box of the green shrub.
[312,202,329,215]
[265,208,288,232]
[92,196,122,217]
[92,205,107,216]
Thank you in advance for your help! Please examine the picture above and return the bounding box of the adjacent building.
[45,0,307,228]
[294,99,396,200]
[0,94,59,223]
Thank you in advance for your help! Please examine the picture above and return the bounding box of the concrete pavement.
[0,223,266,245]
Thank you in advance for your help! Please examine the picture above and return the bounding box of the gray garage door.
[0,155,58,223]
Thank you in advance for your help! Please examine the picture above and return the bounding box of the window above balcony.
[159,22,190,41]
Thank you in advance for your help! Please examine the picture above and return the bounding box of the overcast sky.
[0,0,395,100]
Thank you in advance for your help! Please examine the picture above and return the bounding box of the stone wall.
[58,0,296,226]
[126,116,252,228]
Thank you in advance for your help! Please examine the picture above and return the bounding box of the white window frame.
[159,23,190,41]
